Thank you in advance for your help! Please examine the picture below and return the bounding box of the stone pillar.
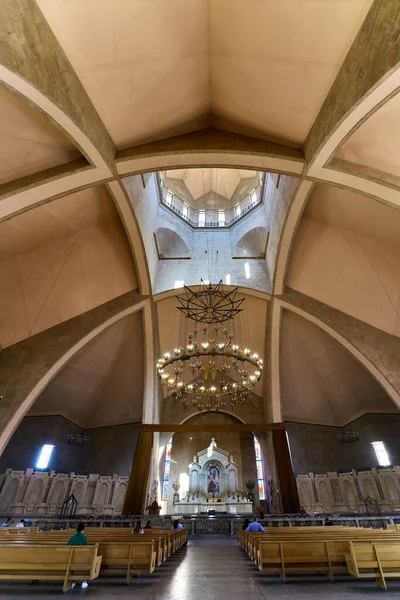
[123,429,153,515]
[272,429,300,513]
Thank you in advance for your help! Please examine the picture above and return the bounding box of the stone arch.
[318,481,331,509]
[48,480,64,507]
[96,483,108,509]
[73,482,84,504]
[27,479,44,505]
[0,294,148,456]
[113,482,127,512]
[235,227,268,257]
[0,478,19,510]
[156,227,190,258]
[343,480,357,509]
[300,482,311,510]
[280,299,400,411]
[384,476,398,502]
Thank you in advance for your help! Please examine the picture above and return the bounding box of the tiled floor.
[2,536,400,598]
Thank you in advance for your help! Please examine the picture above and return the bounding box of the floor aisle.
[2,536,400,599]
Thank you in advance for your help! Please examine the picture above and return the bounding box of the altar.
[173,437,253,514]
[174,500,253,514]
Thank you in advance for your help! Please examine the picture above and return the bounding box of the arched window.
[162,438,173,501]
[253,437,265,500]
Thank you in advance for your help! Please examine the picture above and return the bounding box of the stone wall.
[123,173,160,285]
[154,227,270,293]
[287,413,400,476]
[265,173,299,285]
[0,469,128,517]
[297,467,400,514]
[123,171,271,294]
[0,416,140,477]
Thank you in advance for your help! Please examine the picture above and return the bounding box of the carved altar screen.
[162,438,173,500]
[254,437,265,499]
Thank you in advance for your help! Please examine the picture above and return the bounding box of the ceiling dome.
[163,168,259,206]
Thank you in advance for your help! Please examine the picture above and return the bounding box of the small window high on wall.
[162,438,173,500]
[165,191,173,206]
[372,441,390,466]
[253,437,265,500]
[36,444,54,469]
[198,210,205,226]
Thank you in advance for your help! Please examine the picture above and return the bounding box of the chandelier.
[337,431,359,443]
[66,432,90,446]
[157,281,263,411]
[176,279,244,323]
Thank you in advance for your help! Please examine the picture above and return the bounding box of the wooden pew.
[0,525,187,583]
[6,533,166,568]
[257,539,351,581]
[98,541,156,582]
[250,532,399,565]
[346,541,400,590]
[0,543,102,593]
[241,528,396,563]
[240,527,400,584]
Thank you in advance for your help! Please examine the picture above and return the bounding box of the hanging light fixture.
[176,279,244,323]
[157,280,263,411]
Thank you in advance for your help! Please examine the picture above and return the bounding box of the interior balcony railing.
[155,172,266,229]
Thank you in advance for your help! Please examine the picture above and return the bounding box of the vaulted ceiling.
[35,0,372,149]
[162,168,259,205]
[1,0,400,440]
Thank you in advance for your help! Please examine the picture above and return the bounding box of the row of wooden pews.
[0,526,187,592]
[238,526,400,590]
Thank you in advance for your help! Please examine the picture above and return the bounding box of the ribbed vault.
[0,0,399,459]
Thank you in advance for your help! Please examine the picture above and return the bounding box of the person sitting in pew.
[67,523,88,590]
[15,519,25,529]
[171,518,183,530]
[242,518,250,531]
[144,520,152,529]
[132,520,144,534]
[246,517,265,532]
[1,518,10,527]
[68,522,88,545]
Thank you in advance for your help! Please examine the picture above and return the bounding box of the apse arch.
[279,299,400,411]
[155,227,190,258]
[180,410,245,425]
[0,297,150,457]
[235,227,268,257]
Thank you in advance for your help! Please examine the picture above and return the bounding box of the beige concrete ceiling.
[36,0,372,149]
[163,168,258,204]
[0,185,120,261]
[0,83,81,186]
[2,0,400,436]
[305,183,400,250]
[29,311,144,428]
[281,310,397,426]
[335,90,400,180]
[288,183,400,337]
[0,186,137,348]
